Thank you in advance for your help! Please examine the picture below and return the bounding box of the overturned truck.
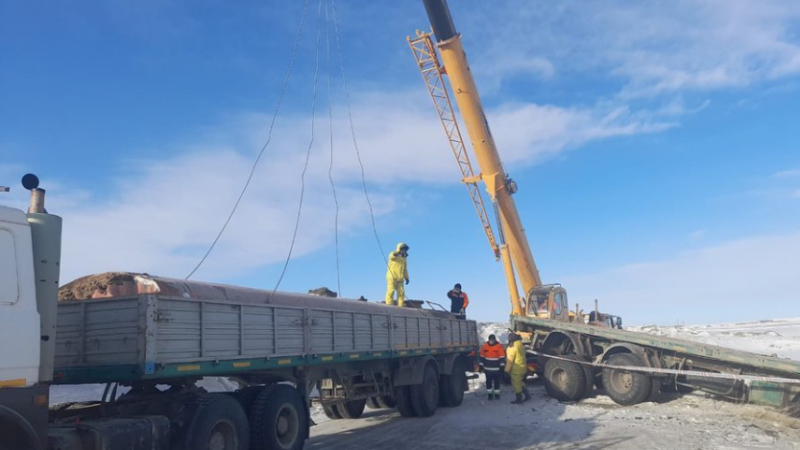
[46,273,478,450]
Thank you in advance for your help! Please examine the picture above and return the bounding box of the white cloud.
[563,230,800,325]
[466,0,800,97]
[774,169,800,178]
[0,88,674,284]
[793,189,800,199]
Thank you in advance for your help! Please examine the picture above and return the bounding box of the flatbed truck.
[0,175,479,450]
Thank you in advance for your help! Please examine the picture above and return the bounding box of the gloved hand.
[405,277,409,285]
[459,308,465,315]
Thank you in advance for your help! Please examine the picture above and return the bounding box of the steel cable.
[330,0,387,267]
[185,0,311,280]
[325,0,342,297]
[270,0,324,299]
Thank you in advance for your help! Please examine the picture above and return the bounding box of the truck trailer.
[0,176,479,450]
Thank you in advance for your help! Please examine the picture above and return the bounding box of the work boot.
[511,393,524,405]
[488,393,493,401]
[522,388,531,402]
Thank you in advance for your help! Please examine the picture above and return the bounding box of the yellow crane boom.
[412,0,544,317]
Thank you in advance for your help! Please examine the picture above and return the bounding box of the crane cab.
[524,284,571,322]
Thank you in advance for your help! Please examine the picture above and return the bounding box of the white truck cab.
[0,175,62,450]
[0,205,40,388]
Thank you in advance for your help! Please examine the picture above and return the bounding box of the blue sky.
[2,0,799,325]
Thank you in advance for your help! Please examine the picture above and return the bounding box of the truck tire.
[439,358,466,407]
[322,404,342,419]
[232,385,264,412]
[543,358,587,402]
[394,385,416,418]
[602,353,652,406]
[410,364,439,417]
[377,395,397,409]
[180,394,249,450]
[367,395,396,409]
[366,397,382,409]
[334,399,366,419]
[250,385,307,450]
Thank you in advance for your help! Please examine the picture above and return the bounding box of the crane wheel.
[602,353,652,406]
[543,358,587,402]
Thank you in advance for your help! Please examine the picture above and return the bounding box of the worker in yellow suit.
[385,243,410,307]
[505,333,531,404]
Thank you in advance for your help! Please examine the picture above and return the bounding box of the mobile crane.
[412,0,800,410]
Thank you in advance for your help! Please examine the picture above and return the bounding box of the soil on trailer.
[58,272,138,301]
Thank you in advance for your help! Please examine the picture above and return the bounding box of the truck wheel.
[180,394,249,450]
[602,353,652,406]
[543,358,587,402]
[367,395,396,409]
[366,397,382,409]
[322,404,342,419]
[377,395,397,409]
[439,358,466,407]
[335,399,366,419]
[232,385,264,412]
[410,364,440,417]
[250,385,308,450]
[394,385,416,417]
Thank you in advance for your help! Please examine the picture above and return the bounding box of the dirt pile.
[308,287,338,298]
[58,272,138,301]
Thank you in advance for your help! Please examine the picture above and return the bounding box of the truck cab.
[0,176,62,450]
[524,284,570,322]
[0,206,41,390]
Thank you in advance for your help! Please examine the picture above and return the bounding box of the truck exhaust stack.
[24,173,63,383]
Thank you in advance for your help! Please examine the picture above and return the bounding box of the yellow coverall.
[505,339,527,395]
[385,243,409,307]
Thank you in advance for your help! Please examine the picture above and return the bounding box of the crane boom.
[418,0,542,317]
[407,32,500,261]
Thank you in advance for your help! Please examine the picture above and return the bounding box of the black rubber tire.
[366,397,382,409]
[602,353,652,406]
[581,366,595,398]
[439,358,467,407]
[410,364,440,417]
[394,385,416,418]
[543,358,587,402]
[179,394,249,450]
[376,395,397,409]
[232,385,264,412]
[322,404,342,419]
[334,399,366,419]
[250,385,308,450]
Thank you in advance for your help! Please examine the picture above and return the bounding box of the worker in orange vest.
[446,283,469,317]
[479,334,506,400]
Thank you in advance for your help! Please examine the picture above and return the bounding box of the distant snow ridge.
[478,322,510,343]
[629,318,800,361]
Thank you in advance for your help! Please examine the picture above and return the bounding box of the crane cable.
[185,0,311,280]
[325,0,342,297]
[331,0,388,267]
[270,0,325,300]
